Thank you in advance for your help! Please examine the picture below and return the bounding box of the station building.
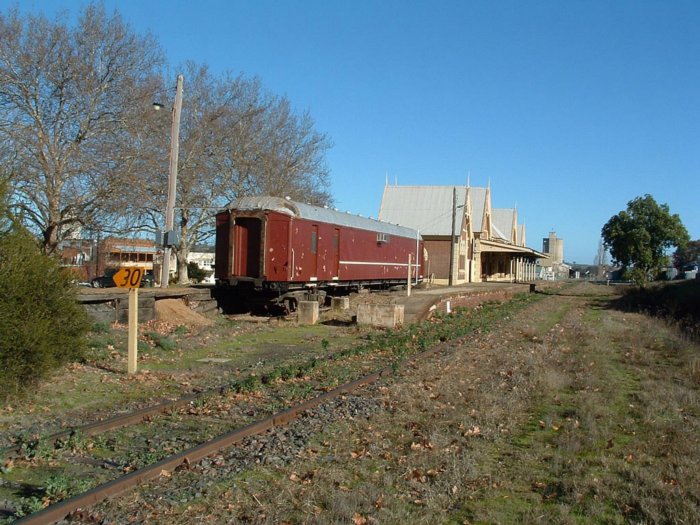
[378,183,543,285]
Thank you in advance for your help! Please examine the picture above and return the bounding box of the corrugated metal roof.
[469,187,488,233]
[517,224,526,246]
[378,185,467,235]
[491,208,515,242]
[225,196,419,239]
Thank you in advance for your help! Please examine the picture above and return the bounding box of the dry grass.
[182,283,699,524]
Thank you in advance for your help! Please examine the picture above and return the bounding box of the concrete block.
[356,303,372,325]
[331,296,350,311]
[298,300,319,325]
[356,304,404,329]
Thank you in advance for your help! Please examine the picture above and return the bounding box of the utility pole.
[448,186,456,287]
[161,74,184,288]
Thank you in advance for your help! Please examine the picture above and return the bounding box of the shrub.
[187,261,209,283]
[0,227,90,399]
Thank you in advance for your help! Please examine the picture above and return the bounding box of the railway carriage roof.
[224,196,420,239]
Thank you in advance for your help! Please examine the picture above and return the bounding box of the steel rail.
[1,393,203,460]
[15,339,455,525]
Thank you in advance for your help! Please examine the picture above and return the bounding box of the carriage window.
[376,233,389,243]
[311,229,318,254]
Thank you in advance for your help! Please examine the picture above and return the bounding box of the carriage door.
[332,228,340,278]
[267,218,289,280]
[233,218,261,278]
[310,225,319,278]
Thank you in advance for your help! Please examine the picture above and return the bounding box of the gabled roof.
[468,187,489,233]
[517,224,526,247]
[379,185,466,236]
[491,208,517,243]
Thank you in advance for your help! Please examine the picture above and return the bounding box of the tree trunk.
[177,247,189,284]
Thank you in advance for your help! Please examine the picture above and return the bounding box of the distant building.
[542,232,564,264]
[378,183,542,284]
[59,236,159,281]
[188,250,215,283]
[538,232,569,280]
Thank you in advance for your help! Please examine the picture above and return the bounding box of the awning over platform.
[480,239,547,258]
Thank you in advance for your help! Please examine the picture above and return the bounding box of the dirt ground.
[154,298,215,328]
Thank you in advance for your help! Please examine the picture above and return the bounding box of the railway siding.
[76,287,217,324]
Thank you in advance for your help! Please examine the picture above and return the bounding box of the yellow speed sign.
[112,267,146,289]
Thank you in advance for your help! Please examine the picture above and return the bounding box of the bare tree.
[0,5,163,253]
[253,99,332,206]
[0,3,333,278]
[140,63,333,284]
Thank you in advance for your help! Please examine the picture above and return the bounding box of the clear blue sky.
[7,0,700,264]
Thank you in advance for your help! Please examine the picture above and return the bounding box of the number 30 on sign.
[112,267,146,289]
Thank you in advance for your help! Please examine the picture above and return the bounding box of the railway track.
[9,337,464,525]
[3,294,539,524]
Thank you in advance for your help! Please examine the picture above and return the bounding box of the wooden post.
[407,253,412,297]
[449,187,456,286]
[127,287,139,374]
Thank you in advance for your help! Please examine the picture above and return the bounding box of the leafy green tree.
[673,239,700,270]
[601,195,689,284]
[0,179,89,399]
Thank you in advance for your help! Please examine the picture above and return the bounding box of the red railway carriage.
[215,196,424,306]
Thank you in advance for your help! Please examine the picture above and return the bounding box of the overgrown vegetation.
[183,283,699,525]
[613,279,700,341]
[0,182,89,400]
[225,294,539,396]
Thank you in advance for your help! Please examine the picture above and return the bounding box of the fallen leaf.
[464,426,481,437]
[352,513,367,525]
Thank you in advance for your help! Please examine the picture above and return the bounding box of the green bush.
[187,261,209,283]
[0,227,90,399]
